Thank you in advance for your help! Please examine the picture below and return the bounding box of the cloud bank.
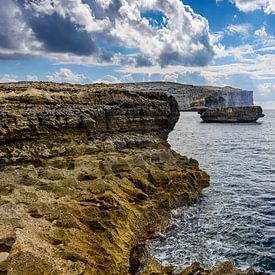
[0,0,214,67]
[231,0,275,14]
[47,68,86,83]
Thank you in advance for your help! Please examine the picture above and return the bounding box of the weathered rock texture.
[199,106,265,123]
[117,82,254,111]
[0,82,209,275]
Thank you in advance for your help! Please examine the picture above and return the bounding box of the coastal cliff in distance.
[119,82,254,111]
[0,82,209,275]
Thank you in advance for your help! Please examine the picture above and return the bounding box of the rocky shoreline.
[0,82,209,274]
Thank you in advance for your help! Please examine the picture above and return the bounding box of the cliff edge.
[118,82,254,111]
[0,82,209,275]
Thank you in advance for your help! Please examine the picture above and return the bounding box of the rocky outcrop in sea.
[0,82,209,275]
[199,106,265,123]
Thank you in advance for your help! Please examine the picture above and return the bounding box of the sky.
[0,0,275,108]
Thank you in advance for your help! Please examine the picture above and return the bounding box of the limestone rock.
[116,82,254,111]
[190,94,226,109]
[0,82,209,275]
[199,106,265,123]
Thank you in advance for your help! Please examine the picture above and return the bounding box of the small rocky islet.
[0,82,265,274]
[198,105,265,123]
[191,94,265,122]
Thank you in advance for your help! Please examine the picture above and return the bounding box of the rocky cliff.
[119,82,254,111]
[0,82,209,275]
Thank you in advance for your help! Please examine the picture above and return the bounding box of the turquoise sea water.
[150,110,275,274]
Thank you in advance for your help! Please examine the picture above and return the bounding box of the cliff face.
[119,82,254,111]
[0,82,209,275]
[190,94,226,109]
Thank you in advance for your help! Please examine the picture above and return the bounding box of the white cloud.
[163,73,179,83]
[0,1,42,59]
[0,74,17,83]
[93,73,136,83]
[120,74,134,83]
[26,75,39,81]
[257,82,275,97]
[0,0,214,67]
[25,0,110,32]
[93,75,121,84]
[231,0,275,14]
[255,82,275,108]
[118,52,275,84]
[116,22,275,88]
[254,28,275,53]
[227,24,253,36]
[254,26,268,38]
[47,68,86,83]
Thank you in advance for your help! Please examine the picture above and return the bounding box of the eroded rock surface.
[0,82,209,275]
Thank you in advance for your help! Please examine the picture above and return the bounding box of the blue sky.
[0,0,275,108]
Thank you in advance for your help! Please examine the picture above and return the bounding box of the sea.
[149,110,275,274]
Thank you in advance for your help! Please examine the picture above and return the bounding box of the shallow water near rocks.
[149,110,275,274]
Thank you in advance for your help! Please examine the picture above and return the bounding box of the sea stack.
[199,106,265,123]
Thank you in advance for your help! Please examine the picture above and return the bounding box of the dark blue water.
[150,110,275,274]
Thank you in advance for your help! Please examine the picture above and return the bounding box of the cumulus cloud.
[0,0,41,59]
[93,75,121,84]
[93,73,135,83]
[227,24,253,36]
[118,50,275,85]
[47,68,86,83]
[24,0,110,32]
[0,0,214,67]
[231,0,275,14]
[0,74,18,83]
[26,74,39,81]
